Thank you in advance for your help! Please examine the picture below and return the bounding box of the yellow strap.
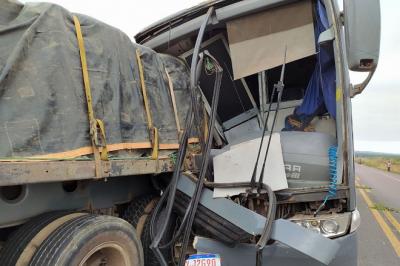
[136,49,153,129]
[136,49,159,159]
[151,127,159,160]
[96,119,109,160]
[73,15,108,177]
[73,16,94,122]
[203,106,209,143]
[165,68,181,134]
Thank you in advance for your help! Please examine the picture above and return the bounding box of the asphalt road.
[355,164,400,266]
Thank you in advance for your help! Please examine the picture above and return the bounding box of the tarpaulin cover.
[0,2,191,159]
[294,0,336,118]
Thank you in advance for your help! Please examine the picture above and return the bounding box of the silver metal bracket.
[350,68,376,97]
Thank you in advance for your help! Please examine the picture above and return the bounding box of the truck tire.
[122,195,176,266]
[0,211,82,266]
[29,214,144,266]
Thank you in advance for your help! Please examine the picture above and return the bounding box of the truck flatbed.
[0,157,175,186]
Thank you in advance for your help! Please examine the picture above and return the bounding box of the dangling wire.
[150,7,215,266]
[314,145,338,216]
[178,51,223,266]
[249,47,287,192]
[252,52,286,263]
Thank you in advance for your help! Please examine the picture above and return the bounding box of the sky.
[18,0,400,154]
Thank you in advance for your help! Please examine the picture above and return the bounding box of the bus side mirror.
[344,0,381,72]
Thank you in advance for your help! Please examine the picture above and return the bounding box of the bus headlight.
[290,213,351,238]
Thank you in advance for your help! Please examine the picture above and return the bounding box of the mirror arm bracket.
[350,68,376,97]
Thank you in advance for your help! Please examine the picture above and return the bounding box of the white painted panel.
[213,133,288,197]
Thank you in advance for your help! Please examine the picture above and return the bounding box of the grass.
[356,184,372,190]
[370,203,400,213]
[355,156,400,174]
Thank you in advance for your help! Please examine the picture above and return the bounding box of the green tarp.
[0,2,191,159]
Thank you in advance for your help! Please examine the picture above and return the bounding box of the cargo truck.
[0,0,380,265]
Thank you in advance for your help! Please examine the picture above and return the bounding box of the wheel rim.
[79,241,131,266]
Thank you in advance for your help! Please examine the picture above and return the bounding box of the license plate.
[185,253,221,266]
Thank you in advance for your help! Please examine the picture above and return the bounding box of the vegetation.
[370,203,400,213]
[355,151,400,174]
[355,184,372,190]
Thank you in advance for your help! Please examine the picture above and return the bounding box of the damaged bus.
[0,0,380,265]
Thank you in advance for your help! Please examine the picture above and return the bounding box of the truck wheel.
[122,195,158,242]
[122,195,176,266]
[0,211,84,266]
[29,214,144,266]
